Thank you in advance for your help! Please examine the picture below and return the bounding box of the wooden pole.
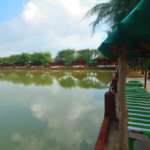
[144,69,147,89]
[118,50,128,150]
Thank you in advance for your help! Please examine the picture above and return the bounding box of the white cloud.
[0,0,108,57]
[60,0,86,17]
[22,1,47,25]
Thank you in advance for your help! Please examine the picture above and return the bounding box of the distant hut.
[50,59,65,67]
[96,57,117,67]
[72,59,86,68]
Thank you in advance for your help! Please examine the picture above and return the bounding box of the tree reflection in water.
[0,70,112,89]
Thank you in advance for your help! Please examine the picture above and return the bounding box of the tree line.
[0,49,110,66]
[0,52,52,66]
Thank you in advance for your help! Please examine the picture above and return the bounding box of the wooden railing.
[95,77,117,150]
[95,117,110,150]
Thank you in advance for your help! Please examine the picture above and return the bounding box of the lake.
[0,70,112,150]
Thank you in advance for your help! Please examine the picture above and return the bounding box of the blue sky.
[0,0,108,57]
[0,0,27,22]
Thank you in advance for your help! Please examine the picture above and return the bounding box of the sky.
[0,0,108,57]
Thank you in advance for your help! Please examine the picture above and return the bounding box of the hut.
[97,0,150,149]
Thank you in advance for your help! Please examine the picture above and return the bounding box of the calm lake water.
[0,70,112,150]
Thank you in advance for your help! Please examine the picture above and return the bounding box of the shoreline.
[0,65,116,71]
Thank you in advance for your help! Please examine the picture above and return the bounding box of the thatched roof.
[98,0,150,59]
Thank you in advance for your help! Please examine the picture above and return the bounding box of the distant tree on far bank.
[15,53,31,65]
[30,52,52,66]
[0,52,52,66]
[55,49,75,66]
[54,49,104,66]
[76,49,92,65]
[76,49,103,66]
[0,49,110,67]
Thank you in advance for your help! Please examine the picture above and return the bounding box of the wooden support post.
[144,69,147,89]
[118,50,128,150]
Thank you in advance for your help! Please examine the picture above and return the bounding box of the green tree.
[76,49,102,65]
[89,49,105,66]
[15,53,31,65]
[76,49,92,65]
[55,49,75,66]
[9,55,17,65]
[0,52,52,66]
[30,52,52,66]
[1,57,11,65]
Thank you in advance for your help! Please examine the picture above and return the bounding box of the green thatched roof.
[98,0,150,59]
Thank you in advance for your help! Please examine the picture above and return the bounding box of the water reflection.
[0,70,112,89]
[0,71,53,86]
[0,70,112,150]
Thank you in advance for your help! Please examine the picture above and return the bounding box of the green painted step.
[128,113,150,120]
[128,119,150,125]
[126,81,150,136]
[127,105,150,111]
[126,100,150,105]
[128,123,150,130]
[128,110,150,116]
[127,102,150,108]
[126,93,150,96]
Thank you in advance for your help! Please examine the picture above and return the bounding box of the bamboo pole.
[118,50,128,150]
[144,69,147,89]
